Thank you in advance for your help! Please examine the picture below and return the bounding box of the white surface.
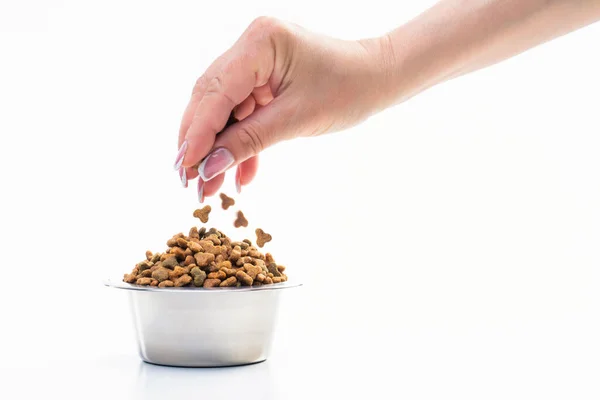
[0,0,599,399]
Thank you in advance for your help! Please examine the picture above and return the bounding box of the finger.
[202,173,226,199]
[178,97,235,186]
[235,155,259,193]
[197,97,293,183]
[240,156,259,186]
[177,159,199,187]
[185,167,199,181]
[180,39,276,170]
[178,100,197,149]
[240,156,259,185]
[252,84,274,106]
[177,162,199,188]
[177,53,231,149]
[234,95,256,121]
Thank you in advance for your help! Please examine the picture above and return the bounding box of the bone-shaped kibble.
[189,226,200,239]
[255,228,272,248]
[193,206,211,224]
[234,211,248,228]
[220,193,235,210]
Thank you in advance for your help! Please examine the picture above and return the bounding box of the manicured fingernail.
[235,165,242,194]
[173,140,188,171]
[198,147,235,181]
[178,167,187,188]
[197,178,205,203]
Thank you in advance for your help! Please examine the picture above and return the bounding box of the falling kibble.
[255,228,272,248]
[219,193,235,210]
[193,206,211,224]
[234,210,248,228]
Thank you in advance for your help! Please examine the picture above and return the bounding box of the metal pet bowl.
[104,279,302,367]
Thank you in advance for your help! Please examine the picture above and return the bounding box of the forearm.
[378,0,600,106]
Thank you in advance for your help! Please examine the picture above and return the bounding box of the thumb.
[197,99,294,181]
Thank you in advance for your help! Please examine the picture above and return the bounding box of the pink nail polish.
[198,148,235,181]
[235,165,242,194]
[179,167,188,188]
[173,140,188,170]
[197,178,205,203]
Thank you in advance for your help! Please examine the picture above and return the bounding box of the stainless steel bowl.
[104,279,302,367]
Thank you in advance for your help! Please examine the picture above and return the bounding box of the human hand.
[174,17,392,201]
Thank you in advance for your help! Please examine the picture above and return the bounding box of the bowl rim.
[103,278,302,293]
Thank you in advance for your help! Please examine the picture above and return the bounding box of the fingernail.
[173,140,188,171]
[198,147,235,181]
[235,165,242,194]
[197,178,205,203]
[178,167,188,188]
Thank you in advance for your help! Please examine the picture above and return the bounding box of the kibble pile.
[123,197,286,288]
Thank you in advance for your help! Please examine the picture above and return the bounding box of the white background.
[1,0,599,399]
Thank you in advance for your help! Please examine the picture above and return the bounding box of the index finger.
[177,52,231,150]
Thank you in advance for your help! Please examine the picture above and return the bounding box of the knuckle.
[205,71,236,108]
[193,75,208,96]
[236,122,265,155]
[205,72,225,96]
[247,16,288,41]
[249,16,278,32]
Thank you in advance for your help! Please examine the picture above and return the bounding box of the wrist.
[360,24,464,111]
[355,35,400,114]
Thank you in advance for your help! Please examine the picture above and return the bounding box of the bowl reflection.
[133,359,276,400]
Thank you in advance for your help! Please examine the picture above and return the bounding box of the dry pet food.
[123,208,287,289]
[193,206,211,223]
[255,228,272,248]
[234,211,248,228]
[220,193,235,210]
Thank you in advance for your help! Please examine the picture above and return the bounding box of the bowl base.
[140,356,268,368]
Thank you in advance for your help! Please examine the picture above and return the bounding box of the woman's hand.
[175,1,600,202]
[174,17,392,201]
